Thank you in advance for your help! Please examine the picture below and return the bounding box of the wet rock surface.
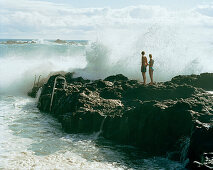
[187,121,213,169]
[34,73,213,169]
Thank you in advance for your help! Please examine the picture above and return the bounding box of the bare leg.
[151,70,154,84]
[142,72,146,85]
[149,69,153,85]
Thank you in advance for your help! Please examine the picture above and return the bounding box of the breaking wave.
[0,43,87,95]
[1,6,213,95]
[73,25,213,81]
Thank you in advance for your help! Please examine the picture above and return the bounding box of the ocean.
[0,39,189,169]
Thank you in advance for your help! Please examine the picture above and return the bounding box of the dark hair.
[141,51,145,55]
[149,54,152,58]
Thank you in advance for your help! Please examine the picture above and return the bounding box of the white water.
[95,116,107,138]
[208,91,213,94]
[0,96,122,169]
[1,33,213,95]
[0,95,185,169]
[36,87,42,102]
[180,137,190,166]
[0,43,87,95]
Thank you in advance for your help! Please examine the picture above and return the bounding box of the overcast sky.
[42,0,211,8]
[0,0,213,39]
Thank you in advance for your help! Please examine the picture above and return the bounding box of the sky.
[40,0,211,9]
[0,0,213,39]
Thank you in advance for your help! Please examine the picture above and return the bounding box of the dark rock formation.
[171,73,213,91]
[33,72,213,169]
[54,39,67,44]
[28,86,40,98]
[187,121,213,169]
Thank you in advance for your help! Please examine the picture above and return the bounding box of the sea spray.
[94,116,107,139]
[180,137,190,166]
[36,87,42,103]
[1,5,213,96]
[1,23,213,95]
[73,25,213,82]
[0,42,87,95]
[99,116,107,134]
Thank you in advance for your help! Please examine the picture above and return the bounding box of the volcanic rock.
[171,73,213,91]
[32,72,213,169]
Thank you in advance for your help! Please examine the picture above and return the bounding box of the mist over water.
[0,33,213,95]
[0,6,213,95]
[78,23,213,82]
[0,42,87,94]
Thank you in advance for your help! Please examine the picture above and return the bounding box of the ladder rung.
[49,76,67,112]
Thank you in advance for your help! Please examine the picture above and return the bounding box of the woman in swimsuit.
[148,54,154,85]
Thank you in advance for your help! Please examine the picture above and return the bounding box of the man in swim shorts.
[141,51,148,85]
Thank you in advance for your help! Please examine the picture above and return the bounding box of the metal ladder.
[49,76,67,112]
[33,75,41,88]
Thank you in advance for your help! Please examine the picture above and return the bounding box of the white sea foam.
[72,26,213,82]
[0,44,87,95]
[0,5,213,95]
[208,91,213,94]
[0,96,185,169]
[0,96,124,169]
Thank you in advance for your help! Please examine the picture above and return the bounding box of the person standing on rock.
[141,51,148,85]
[148,54,154,85]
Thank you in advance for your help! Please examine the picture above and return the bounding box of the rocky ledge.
[171,73,213,91]
[31,73,213,169]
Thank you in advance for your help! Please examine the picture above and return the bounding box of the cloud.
[196,4,213,17]
[0,0,213,39]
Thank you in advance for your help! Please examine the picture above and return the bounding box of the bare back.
[142,56,148,66]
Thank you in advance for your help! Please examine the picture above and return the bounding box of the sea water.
[0,40,187,169]
[0,96,185,169]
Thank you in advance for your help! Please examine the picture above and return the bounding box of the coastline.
[29,72,213,169]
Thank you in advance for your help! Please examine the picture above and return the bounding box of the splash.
[0,43,87,95]
[72,6,213,81]
[180,137,190,166]
[73,25,213,82]
[1,6,213,95]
